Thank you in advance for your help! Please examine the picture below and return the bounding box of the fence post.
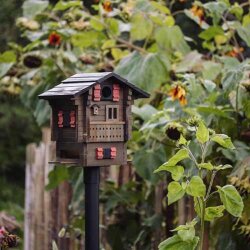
[24,128,74,250]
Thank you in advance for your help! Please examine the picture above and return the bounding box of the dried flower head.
[227,47,244,58]
[16,17,40,30]
[165,122,184,141]
[168,85,187,106]
[186,116,200,127]
[48,32,61,46]
[102,0,113,12]
[23,55,42,68]
[190,5,205,25]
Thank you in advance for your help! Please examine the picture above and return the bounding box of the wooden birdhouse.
[39,72,149,167]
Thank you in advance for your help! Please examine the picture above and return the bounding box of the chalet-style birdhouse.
[39,72,149,167]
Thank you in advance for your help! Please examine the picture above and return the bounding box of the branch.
[115,37,147,54]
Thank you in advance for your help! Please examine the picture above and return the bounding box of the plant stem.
[205,191,218,202]
[236,82,241,137]
[196,197,202,216]
[205,171,217,200]
[199,141,209,250]
[185,146,199,167]
[199,199,205,250]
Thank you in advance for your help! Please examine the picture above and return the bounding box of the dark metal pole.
[84,167,100,250]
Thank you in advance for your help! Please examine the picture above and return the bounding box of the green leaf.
[178,134,187,146]
[102,39,116,50]
[230,3,243,20]
[45,166,70,190]
[203,80,216,93]
[167,149,189,166]
[172,220,197,241]
[198,162,213,170]
[211,134,235,149]
[131,12,153,41]
[71,31,105,48]
[237,25,250,46]
[194,197,203,217]
[0,51,16,63]
[175,51,203,73]
[243,100,250,119]
[0,63,14,78]
[22,0,49,18]
[187,176,206,197]
[164,16,175,27]
[172,219,197,232]
[106,18,120,36]
[199,26,224,41]
[204,2,228,24]
[181,181,188,190]
[196,121,209,144]
[160,148,189,167]
[222,69,244,90]
[132,104,158,121]
[133,146,166,185]
[158,235,199,250]
[217,185,244,217]
[205,205,225,221]
[167,181,185,205]
[155,26,190,55]
[197,106,231,119]
[154,165,184,181]
[150,1,170,14]
[90,17,104,31]
[243,14,250,27]
[53,1,82,11]
[215,34,228,45]
[111,48,129,61]
[115,51,168,92]
[214,164,233,171]
[177,227,195,242]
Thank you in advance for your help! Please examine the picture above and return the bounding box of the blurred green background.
[0,0,250,249]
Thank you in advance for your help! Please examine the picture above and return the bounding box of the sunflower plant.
[154,119,244,250]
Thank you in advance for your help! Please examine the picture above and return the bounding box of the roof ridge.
[39,72,149,99]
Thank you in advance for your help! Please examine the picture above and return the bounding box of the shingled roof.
[39,72,149,99]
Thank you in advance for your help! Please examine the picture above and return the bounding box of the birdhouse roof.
[39,72,150,99]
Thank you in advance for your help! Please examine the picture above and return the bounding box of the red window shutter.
[113,84,120,102]
[70,111,76,128]
[96,148,103,160]
[110,147,117,159]
[58,111,63,128]
[93,84,101,101]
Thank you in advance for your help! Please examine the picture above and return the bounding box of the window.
[102,86,112,99]
[95,84,120,101]
[96,147,117,160]
[106,105,119,121]
[57,110,76,128]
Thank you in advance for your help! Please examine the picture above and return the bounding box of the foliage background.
[0,0,250,249]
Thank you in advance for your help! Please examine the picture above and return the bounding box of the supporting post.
[84,167,100,250]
